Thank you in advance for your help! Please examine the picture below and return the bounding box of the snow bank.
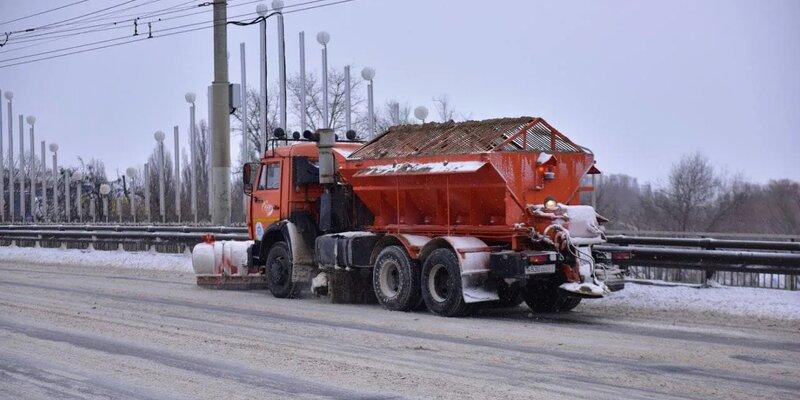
[593,281,800,321]
[0,246,192,272]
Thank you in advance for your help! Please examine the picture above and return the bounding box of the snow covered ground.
[1,245,798,321]
[0,245,192,272]
[591,280,800,321]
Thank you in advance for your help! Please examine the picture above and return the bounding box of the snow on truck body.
[192,117,628,316]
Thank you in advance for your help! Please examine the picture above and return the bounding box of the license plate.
[525,264,556,275]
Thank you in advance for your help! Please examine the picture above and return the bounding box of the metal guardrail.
[1,225,797,289]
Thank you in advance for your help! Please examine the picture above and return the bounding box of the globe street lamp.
[154,130,166,223]
[26,115,36,222]
[72,171,83,222]
[361,67,376,138]
[49,143,58,221]
[414,106,429,124]
[99,183,110,223]
[185,92,198,223]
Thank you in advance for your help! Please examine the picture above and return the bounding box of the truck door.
[251,160,282,240]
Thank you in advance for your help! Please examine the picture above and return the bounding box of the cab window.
[257,163,280,190]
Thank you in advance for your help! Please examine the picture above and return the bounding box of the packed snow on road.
[2,246,798,321]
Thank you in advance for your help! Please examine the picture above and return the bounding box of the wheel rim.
[428,263,449,303]
[378,260,401,298]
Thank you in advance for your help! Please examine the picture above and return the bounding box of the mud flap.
[461,270,499,303]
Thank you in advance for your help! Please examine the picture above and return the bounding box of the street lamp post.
[99,184,110,223]
[126,167,137,223]
[144,164,151,222]
[185,92,198,223]
[173,125,180,222]
[361,67,376,138]
[273,0,287,133]
[0,89,4,222]
[154,130,166,223]
[299,31,307,133]
[5,91,13,222]
[72,171,83,222]
[345,66,352,133]
[317,31,330,129]
[40,141,45,220]
[63,170,70,222]
[257,3,269,154]
[49,143,58,221]
[26,116,36,222]
[18,114,25,222]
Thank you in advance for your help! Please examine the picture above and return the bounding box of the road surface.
[0,260,798,400]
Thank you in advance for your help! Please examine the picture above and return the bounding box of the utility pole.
[185,93,198,223]
[274,0,287,132]
[211,0,231,225]
[40,141,45,220]
[257,3,268,154]
[239,42,249,160]
[344,65,351,132]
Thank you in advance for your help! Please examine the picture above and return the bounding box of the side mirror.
[243,162,258,195]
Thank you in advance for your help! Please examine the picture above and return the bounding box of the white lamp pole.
[143,163,151,222]
[0,89,4,222]
[99,184,110,223]
[273,0,287,133]
[63,170,70,222]
[173,125,180,222]
[257,3,269,153]
[317,31,330,129]
[185,92,197,223]
[299,31,307,133]
[6,92,13,222]
[90,196,96,223]
[154,130,166,223]
[126,167,137,223]
[26,116,35,222]
[239,42,249,163]
[361,67,376,138]
[39,141,45,220]
[72,171,83,222]
[49,143,58,221]
[18,114,24,221]
[345,65,352,133]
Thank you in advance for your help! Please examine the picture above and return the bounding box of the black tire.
[522,280,582,313]
[494,280,524,308]
[421,248,471,317]
[372,246,421,311]
[265,242,300,298]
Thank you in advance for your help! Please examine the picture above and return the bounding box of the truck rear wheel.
[266,242,300,298]
[372,246,421,311]
[421,248,471,317]
[522,280,581,313]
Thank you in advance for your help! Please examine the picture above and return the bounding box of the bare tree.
[433,94,455,122]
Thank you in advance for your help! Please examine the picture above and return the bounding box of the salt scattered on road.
[0,246,192,272]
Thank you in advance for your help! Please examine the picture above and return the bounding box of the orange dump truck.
[192,117,628,317]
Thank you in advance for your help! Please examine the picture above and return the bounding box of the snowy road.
[0,259,798,400]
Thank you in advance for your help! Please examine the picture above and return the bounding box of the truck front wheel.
[421,248,470,317]
[266,242,300,298]
[372,246,421,311]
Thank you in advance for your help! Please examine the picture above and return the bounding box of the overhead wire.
[0,0,89,27]
[0,0,356,69]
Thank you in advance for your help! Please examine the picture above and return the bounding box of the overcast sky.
[0,0,798,185]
